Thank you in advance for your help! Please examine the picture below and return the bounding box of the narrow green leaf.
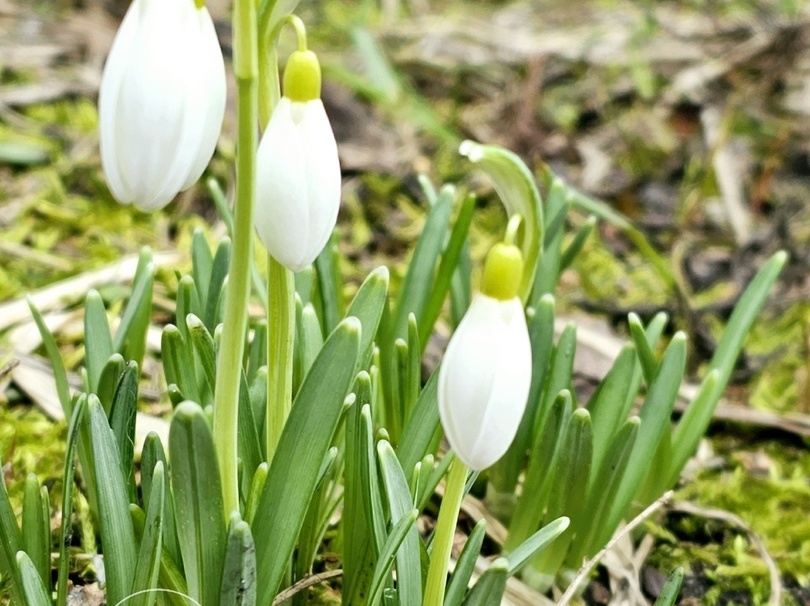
[343,382,383,605]
[461,558,509,606]
[528,410,591,580]
[653,567,684,606]
[130,461,164,606]
[397,369,441,474]
[533,322,577,443]
[569,417,640,564]
[204,238,231,331]
[161,325,199,404]
[253,318,361,605]
[113,251,155,370]
[187,314,217,400]
[444,519,487,606]
[175,275,198,343]
[97,354,126,415]
[377,440,423,605]
[367,509,419,606]
[586,343,637,478]
[141,433,181,568]
[559,215,596,272]
[57,396,86,605]
[533,178,569,298]
[85,395,137,605]
[345,266,389,371]
[220,513,257,606]
[248,320,267,385]
[390,185,455,351]
[238,370,264,500]
[314,234,343,335]
[670,251,786,480]
[84,290,114,392]
[507,391,572,552]
[419,193,476,349]
[0,466,24,606]
[450,241,472,327]
[16,551,51,606]
[27,296,72,416]
[602,334,687,546]
[507,517,570,577]
[191,228,213,307]
[628,312,658,385]
[244,463,268,527]
[22,474,49,591]
[296,447,339,580]
[169,401,226,606]
[109,361,139,502]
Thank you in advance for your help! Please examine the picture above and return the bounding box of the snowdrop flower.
[438,242,532,471]
[255,48,341,272]
[99,0,226,211]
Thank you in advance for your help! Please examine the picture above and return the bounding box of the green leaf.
[419,193,476,349]
[461,558,509,606]
[161,325,199,405]
[367,509,419,606]
[377,440,423,605]
[130,461,164,606]
[314,234,344,335]
[113,249,155,370]
[191,228,214,308]
[220,513,257,606]
[533,177,569,298]
[602,333,687,546]
[109,361,139,502]
[244,463,268,527]
[187,314,218,400]
[507,391,572,552]
[97,354,126,415]
[27,296,72,416]
[205,238,232,331]
[397,369,441,474]
[569,417,640,564]
[141,433,181,568]
[345,266,389,371]
[85,395,137,605]
[343,382,384,605]
[293,299,323,395]
[450,241,472,327]
[169,401,227,606]
[528,410,591,582]
[533,322,577,444]
[0,466,24,606]
[559,215,596,272]
[248,320,267,385]
[16,551,51,606]
[586,343,638,478]
[444,519,487,606]
[653,567,684,606]
[84,290,114,393]
[22,474,49,591]
[390,185,454,345]
[57,396,86,606]
[296,447,339,584]
[628,312,658,385]
[238,370,264,500]
[507,517,570,577]
[253,317,361,605]
[460,141,544,301]
[670,251,786,481]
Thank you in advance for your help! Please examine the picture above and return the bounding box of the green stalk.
[213,0,258,517]
[424,458,468,606]
[266,256,295,462]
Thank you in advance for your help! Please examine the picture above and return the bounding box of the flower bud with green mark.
[438,242,532,471]
[255,47,341,272]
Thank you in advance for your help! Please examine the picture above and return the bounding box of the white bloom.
[255,96,341,272]
[99,0,226,211]
[438,293,532,471]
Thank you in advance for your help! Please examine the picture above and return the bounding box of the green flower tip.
[283,49,322,102]
[481,242,523,301]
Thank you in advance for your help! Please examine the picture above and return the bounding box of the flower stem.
[424,457,469,606]
[266,255,294,463]
[213,0,258,517]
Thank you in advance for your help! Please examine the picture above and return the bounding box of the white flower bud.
[99,0,226,211]
[254,95,341,272]
[438,293,532,471]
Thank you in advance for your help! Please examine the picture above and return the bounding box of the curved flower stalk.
[99,0,226,211]
[255,47,341,272]
[438,241,532,471]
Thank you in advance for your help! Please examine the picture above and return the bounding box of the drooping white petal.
[98,0,225,211]
[438,294,532,471]
[255,97,342,272]
[255,98,310,271]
